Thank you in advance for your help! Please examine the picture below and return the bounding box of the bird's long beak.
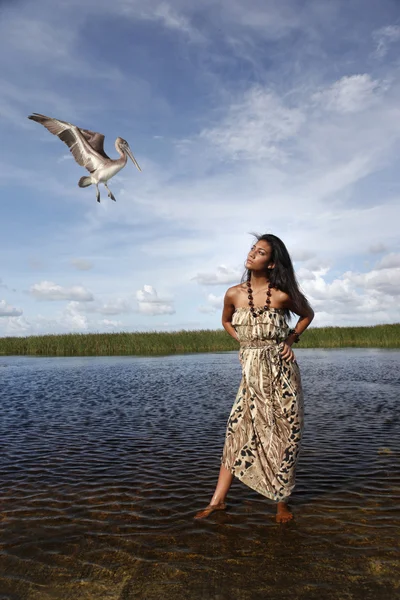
[126,146,142,172]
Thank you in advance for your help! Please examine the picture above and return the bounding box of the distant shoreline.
[0,323,399,356]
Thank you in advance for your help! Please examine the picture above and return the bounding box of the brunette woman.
[195,234,314,523]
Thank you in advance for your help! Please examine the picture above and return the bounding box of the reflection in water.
[0,349,399,599]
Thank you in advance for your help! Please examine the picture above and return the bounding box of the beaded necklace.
[246,275,272,319]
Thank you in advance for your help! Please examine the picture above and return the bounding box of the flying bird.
[28,113,141,203]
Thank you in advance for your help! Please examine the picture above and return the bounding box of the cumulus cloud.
[0,305,88,336]
[64,301,89,330]
[193,265,243,285]
[0,305,122,337]
[29,281,94,301]
[312,75,387,113]
[375,253,400,270]
[136,285,175,315]
[350,267,400,296]
[0,315,31,335]
[297,266,329,282]
[0,300,23,317]
[300,263,400,325]
[71,258,93,271]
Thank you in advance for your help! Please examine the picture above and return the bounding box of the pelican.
[28,113,141,203]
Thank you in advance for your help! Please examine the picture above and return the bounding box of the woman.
[195,234,314,523]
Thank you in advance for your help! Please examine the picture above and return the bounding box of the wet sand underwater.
[0,349,399,599]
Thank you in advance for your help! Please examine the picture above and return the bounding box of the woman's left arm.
[280,300,315,362]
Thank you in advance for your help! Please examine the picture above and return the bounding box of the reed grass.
[298,323,400,348]
[0,323,399,356]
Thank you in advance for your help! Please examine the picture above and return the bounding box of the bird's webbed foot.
[105,184,116,201]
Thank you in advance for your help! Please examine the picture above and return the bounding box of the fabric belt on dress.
[240,339,280,349]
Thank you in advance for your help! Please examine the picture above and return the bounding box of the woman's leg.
[194,465,233,518]
[210,464,234,505]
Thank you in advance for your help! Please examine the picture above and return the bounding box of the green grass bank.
[0,323,399,356]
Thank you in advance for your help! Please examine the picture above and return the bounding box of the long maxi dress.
[221,306,304,502]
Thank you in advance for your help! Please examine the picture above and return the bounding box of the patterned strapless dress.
[221,307,304,502]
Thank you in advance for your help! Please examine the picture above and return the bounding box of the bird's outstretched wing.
[78,129,110,160]
[28,113,109,172]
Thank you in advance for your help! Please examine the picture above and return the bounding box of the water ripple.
[0,349,399,599]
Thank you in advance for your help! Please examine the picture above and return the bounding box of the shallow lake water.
[0,349,399,600]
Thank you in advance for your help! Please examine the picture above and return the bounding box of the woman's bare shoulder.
[225,283,246,301]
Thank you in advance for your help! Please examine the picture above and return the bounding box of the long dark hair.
[241,233,311,320]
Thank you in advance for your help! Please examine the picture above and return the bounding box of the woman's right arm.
[221,288,239,342]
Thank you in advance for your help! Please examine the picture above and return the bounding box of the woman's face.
[245,240,273,272]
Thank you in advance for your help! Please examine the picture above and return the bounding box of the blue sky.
[1,0,400,335]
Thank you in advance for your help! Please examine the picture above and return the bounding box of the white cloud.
[60,0,206,43]
[64,302,89,330]
[0,305,121,337]
[372,25,400,59]
[29,281,94,301]
[312,74,387,113]
[135,284,175,315]
[198,293,223,314]
[99,319,123,328]
[0,305,88,336]
[350,267,400,296]
[0,300,23,317]
[300,263,400,325]
[0,315,31,335]
[71,258,93,271]
[375,253,400,270]
[297,266,329,282]
[199,87,305,162]
[151,3,204,42]
[193,265,243,285]
[220,0,301,38]
[70,0,301,44]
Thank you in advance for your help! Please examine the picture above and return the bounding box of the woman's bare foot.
[276,501,293,523]
[194,502,227,519]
